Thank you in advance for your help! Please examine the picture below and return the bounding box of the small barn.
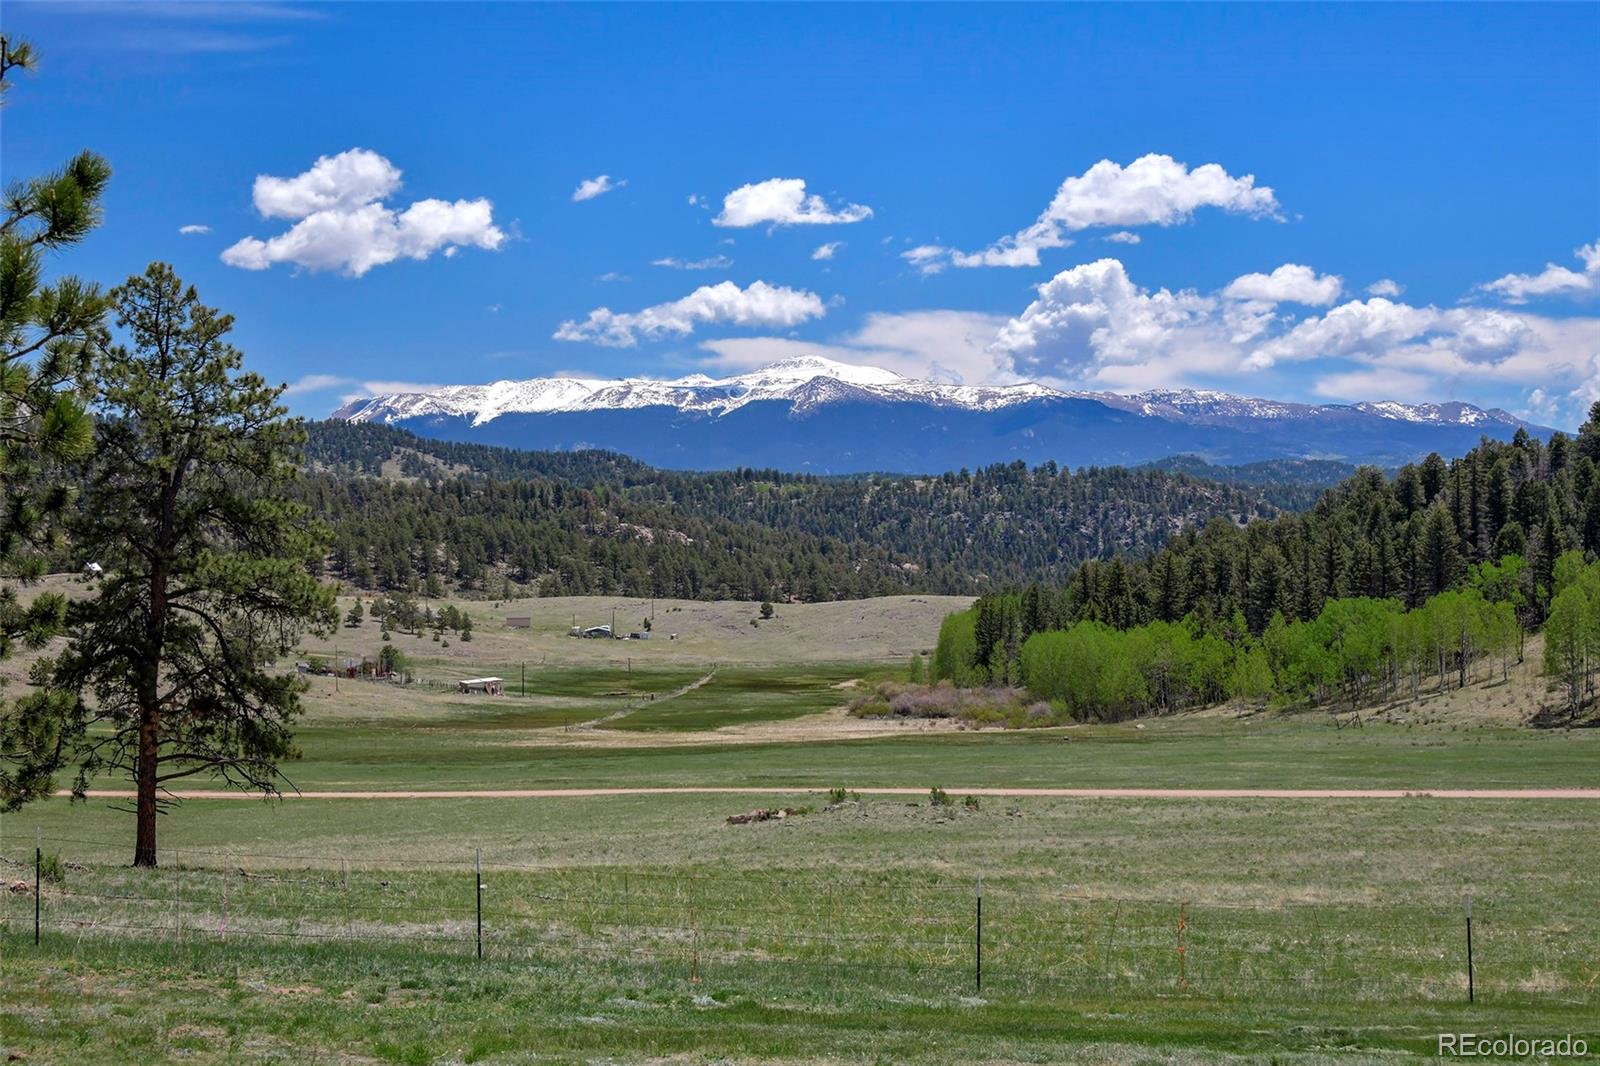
[506,615,531,629]
[457,677,505,695]
[580,624,613,639]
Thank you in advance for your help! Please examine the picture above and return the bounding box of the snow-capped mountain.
[336,356,1062,425]
[331,356,1545,474]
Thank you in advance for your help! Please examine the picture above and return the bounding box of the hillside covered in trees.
[931,409,1600,723]
[294,421,1323,601]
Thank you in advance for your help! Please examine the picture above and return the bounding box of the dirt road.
[64,786,1600,800]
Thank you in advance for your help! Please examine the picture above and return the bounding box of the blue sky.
[4,2,1598,424]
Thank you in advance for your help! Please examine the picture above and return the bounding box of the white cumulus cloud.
[281,372,351,397]
[553,280,826,348]
[905,153,1280,273]
[651,255,733,270]
[1244,299,1527,370]
[573,174,624,202]
[281,374,445,404]
[700,310,1012,385]
[1313,367,1436,402]
[252,148,401,219]
[1223,264,1343,306]
[984,257,1600,421]
[1478,240,1600,304]
[812,241,843,261]
[221,149,504,277]
[178,224,210,235]
[989,258,1241,389]
[1104,231,1141,245]
[713,178,872,228]
[1366,278,1403,297]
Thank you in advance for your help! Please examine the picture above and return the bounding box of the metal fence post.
[690,905,700,985]
[1176,902,1188,991]
[1466,894,1474,1004]
[34,826,41,947]
[975,875,983,993]
[475,848,483,960]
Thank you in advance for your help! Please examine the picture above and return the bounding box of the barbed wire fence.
[3,829,1595,1005]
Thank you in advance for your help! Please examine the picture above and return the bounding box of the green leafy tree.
[377,643,407,676]
[1228,643,1273,707]
[0,39,110,804]
[31,264,336,865]
[1543,584,1589,721]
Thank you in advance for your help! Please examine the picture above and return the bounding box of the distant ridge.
[332,356,1548,474]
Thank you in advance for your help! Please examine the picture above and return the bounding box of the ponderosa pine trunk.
[134,704,159,867]
[135,559,169,868]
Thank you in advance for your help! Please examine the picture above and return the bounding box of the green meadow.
[3,607,1597,1064]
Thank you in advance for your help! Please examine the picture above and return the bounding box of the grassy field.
[3,584,1597,1063]
[297,590,971,670]
[3,792,1597,1063]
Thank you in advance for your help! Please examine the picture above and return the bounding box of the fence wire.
[2,835,1595,1006]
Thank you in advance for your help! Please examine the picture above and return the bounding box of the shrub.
[928,786,951,807]
[848,681,1053,728]
[963,794,981,811]
[38,853,66,884]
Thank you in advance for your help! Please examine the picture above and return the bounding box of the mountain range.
[332,356,1547,473]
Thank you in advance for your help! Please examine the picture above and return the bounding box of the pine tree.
[1534,507,1564,611]
[1246,546,1287,633]
[1,40,112,809]
[0,44,105,563]
[1151,551,1186,623]
[1579,401,1600,465]
[1419,453,1448,504]
[34,264,337,865]
[1418,505,1465,600]
[1581,479,1600,555]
